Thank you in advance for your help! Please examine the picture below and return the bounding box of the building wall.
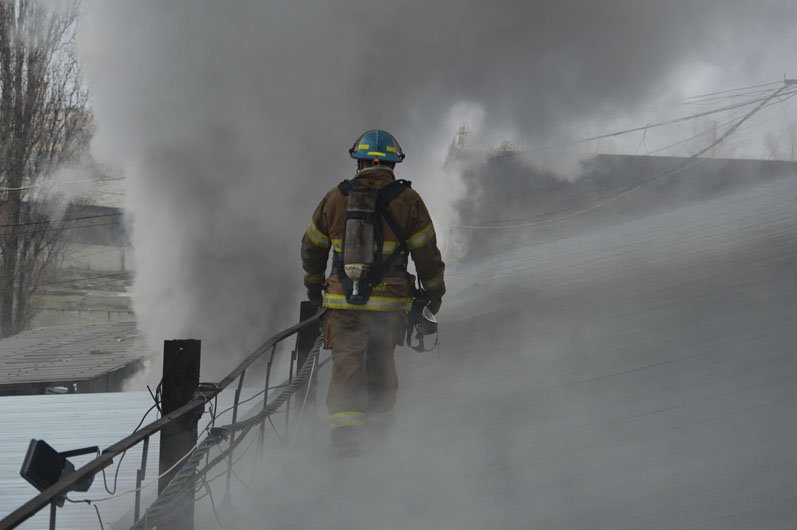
[30,308,136,328]
[60,243,134,272]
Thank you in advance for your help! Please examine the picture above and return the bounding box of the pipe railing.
[0,307,324,530]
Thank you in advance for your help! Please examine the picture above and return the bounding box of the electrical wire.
[0,211,122,229]
[578,88,797,143]
[129,336,323,529]
[288,356,317,447]
[101,402,160,495]
[212,383,290,420]
[0,177,126,192]
[75,427,210,504]
[0,272,133,296]
[684,80,784,100]
[0,220,122,239]
[454,84,794,230]
[200,478,233,529]
[64,496,106,530]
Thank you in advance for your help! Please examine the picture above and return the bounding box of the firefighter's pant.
[323,309,404,425]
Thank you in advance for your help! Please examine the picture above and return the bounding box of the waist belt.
[332,252,408,277]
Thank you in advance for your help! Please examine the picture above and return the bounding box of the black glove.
[428,298,442,315]
[306,286,323,308]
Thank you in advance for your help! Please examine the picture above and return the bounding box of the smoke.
[72,1,797,529]
[77,1,795,370]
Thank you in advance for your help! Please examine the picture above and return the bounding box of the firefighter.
[301,129,445,456]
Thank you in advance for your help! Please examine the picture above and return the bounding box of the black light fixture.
[19,439,99,507]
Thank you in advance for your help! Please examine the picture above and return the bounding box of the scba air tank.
[343,187,378,304]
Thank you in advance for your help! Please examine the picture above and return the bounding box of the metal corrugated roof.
[0,322,151,385]
[1,392,161,529]
[1,387,266,530]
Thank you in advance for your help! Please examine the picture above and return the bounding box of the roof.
[0,388,262,529]
[0,322,151,387]
[0,392,161,529]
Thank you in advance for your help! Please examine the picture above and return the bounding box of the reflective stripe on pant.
[323,309,404,419]
[329,411,366,429]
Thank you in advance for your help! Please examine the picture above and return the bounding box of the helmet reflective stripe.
[349,129,405,163]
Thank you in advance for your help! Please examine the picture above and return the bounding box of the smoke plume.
[78,1,796,372]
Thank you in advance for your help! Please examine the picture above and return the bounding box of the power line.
[685,80,784,100]
[37,272,132,287]
[0,211,122,229]
[0,177,126,193]
[0,221,121,239]
[579,88,797,143]
[454,84,792,230]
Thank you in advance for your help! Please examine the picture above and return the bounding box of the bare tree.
[0,0,91,337]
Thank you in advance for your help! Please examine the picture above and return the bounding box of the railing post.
[222,370,246,507]
[294,302,319,410]
[158,339,201,530]
[134,436,149,522]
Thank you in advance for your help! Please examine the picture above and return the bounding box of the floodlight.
[19,439,99,507]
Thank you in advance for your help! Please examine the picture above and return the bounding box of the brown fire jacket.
[301,166,445,311]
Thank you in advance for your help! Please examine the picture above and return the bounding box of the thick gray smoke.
[72,2,797,529]
[78,2,795,370]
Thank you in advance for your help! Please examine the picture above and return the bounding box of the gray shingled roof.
[0,322,151,385]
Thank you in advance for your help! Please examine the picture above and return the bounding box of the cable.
[0,272,133,296]
[212,383,290,420]
[77,431,208,504]
[64,496,106,530]
[129,335,323,530]
[93,504,105,530]
[36,272,131,287]
[578,88,797,143]
[684,80,784,100]
[453,84,792,230]
[76,398,216,504]
[0,211,122,229]
[102,402,160,495]
[200,479,233,529]
[289,356,317,446]
[0,220,122,239]
[0,177,126,192]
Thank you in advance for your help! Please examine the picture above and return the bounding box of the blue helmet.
[349,129,405,164]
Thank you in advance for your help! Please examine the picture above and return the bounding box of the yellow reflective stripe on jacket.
[421,271,444,290]
[304,271,325,284]
[331,243,407,255]
[407,223,435,250]
[382,241,404,253]
[323,293,412,312]
[330,411,366,429]
[305,220,331,249]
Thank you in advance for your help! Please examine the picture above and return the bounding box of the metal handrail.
[0,310,324,530]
